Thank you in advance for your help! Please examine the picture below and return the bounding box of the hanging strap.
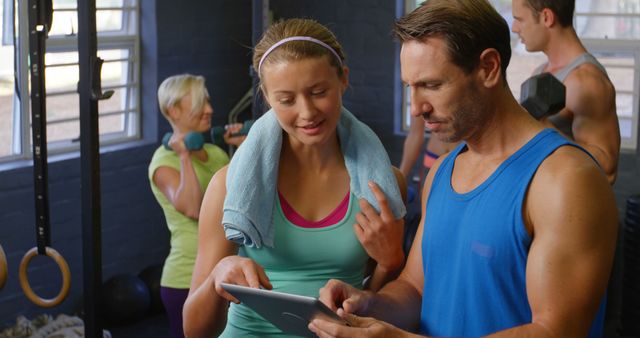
[27,0,53,256]
[20,0,70,309]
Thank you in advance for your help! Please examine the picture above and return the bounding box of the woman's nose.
[298,96,317,120]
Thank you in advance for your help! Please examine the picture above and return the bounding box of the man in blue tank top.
[310,1,618,337]
[511,0,620,184]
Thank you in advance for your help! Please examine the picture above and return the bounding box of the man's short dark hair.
[525,0,575,27]
[394,0,512,81]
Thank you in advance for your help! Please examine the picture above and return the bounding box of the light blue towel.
[222,107,406,248]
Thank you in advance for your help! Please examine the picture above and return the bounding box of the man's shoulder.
[534,144,602,187]
[563,62,612,91]
[541,144,597,167]
[525,144,615,226]
[563,63,615,115]
[526,142,616,241]
[564,67,616,123]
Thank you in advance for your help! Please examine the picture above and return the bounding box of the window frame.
[1,0,13,45]
[0,0,140,163]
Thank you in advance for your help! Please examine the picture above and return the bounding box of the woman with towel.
[183,19,407,338]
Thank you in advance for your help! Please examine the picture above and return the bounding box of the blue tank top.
[420,129,605,337]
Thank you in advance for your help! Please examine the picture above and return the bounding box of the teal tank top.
[220,192,368,337]
[421,129,606,337]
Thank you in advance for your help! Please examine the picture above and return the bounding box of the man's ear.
[541,8,556,28]
[477,48,502,88]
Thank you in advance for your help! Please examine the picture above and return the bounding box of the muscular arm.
[153,151,205,219]
[399,115,426,178]
[183,166,239,338]
[487,147,618,338]
[364,223,423,332]
[548,66,620,184]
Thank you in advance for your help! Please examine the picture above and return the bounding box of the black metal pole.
[77,0,103,336]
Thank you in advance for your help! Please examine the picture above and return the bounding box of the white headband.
[257,36,343,74]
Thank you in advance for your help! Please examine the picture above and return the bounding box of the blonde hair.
[157,74,209,124]
[252,18,346,83]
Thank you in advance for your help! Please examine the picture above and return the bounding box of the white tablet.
[221,283,348,337]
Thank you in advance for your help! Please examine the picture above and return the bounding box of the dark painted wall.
[1,0,638,331]
[0,0,252,326]
[609,152,640,325]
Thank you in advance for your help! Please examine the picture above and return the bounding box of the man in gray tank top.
[512,0,620,184]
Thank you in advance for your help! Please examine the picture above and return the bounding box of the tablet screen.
[221,283,348,337]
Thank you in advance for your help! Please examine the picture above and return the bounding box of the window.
[0,0,140,162]
[401,0,639,151]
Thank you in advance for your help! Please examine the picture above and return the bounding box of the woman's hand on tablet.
[211,255,272,303]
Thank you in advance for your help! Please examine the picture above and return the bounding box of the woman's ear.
[477,48,501,88]
[260,84,273,108]
[167,104,180,122]
[340,66,350,94]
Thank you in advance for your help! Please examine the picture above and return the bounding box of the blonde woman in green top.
[148,74,244,338]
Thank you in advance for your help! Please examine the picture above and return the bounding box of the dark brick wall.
[0,0,251,326]
[0,146,167,323]
[615,154,640,214]
[609,153,640,324]
[156,0,254,133]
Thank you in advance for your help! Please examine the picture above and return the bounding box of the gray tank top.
[534,53,608,81]
[532,53,608,138]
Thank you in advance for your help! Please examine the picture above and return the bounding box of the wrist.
[377,253,405,275]
[178,151,192,161]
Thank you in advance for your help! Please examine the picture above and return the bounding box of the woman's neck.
[280,133,344,173]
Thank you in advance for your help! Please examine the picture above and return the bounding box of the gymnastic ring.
[19,247,71,308]
[0,244,7,289]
